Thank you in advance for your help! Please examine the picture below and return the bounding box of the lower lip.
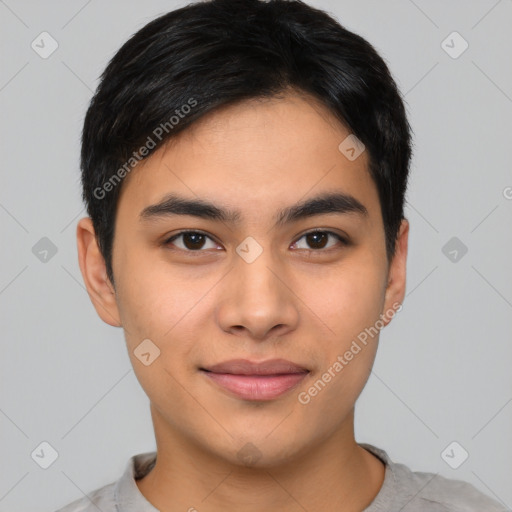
[201,371,309,401]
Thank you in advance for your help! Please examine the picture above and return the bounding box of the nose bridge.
[233,241,284,308]
[216,239,299,338]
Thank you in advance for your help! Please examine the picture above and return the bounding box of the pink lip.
[200,358,309,401]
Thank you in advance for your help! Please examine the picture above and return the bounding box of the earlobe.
[76,217,122,327]
[382,219,409,326]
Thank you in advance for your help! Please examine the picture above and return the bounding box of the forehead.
[116,92,381,226]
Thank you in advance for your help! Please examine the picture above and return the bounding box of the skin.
[77,90,409,512]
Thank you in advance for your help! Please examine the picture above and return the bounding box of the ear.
[381,218,409,326]
[76,217,122,327]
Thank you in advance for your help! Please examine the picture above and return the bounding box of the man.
[57,0,507,510]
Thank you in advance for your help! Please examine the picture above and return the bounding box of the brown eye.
[305,232,329,249]
[292,231,346,251]
[165,231,218,251]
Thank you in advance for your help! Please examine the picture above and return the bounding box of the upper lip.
[201,358,309,375]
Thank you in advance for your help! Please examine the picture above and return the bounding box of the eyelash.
[163,229,348,254]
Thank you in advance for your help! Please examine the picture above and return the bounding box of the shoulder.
[53,451,157,512]
[53,482,116,512]
[361,443,509,512]
[393,461,507,511]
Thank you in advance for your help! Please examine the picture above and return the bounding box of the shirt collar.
[114,451,159,511]
[359,443,397,511]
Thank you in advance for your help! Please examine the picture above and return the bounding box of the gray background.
[1,0,511,510]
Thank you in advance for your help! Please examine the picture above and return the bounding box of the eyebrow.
[139,191,368,226]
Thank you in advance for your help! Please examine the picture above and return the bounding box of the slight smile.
[200,358,310,401]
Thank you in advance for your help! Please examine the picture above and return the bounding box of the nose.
[215,250,300,341]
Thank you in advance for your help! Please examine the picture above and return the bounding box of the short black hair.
[81,0,412,287]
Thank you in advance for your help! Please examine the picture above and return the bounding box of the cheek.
[298,255,386,398]
[113,246,194,340]
[115,264,205,412]
[310,258,387,343]
[113,251,215,381]
[296,266,385,429]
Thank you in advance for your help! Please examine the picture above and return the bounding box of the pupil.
[307,232,327,249]
[184,233,205,250]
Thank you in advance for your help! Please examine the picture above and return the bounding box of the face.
[78,91,408,467]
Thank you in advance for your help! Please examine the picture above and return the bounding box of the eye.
[291,230,347,251]
[164,231,220,252]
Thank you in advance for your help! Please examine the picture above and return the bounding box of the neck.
[136,406,385,512]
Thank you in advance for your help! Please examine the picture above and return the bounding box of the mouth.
[199,358,310,401]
